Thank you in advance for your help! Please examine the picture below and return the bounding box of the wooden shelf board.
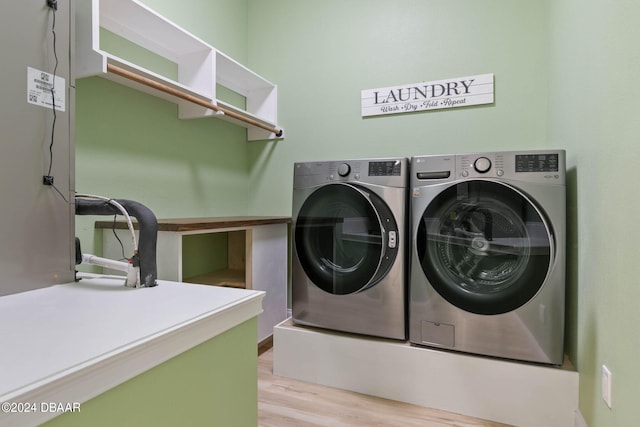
[184,269,246,289]
[95,216,291,232]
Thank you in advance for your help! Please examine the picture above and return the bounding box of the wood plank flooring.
[258,348,513,427]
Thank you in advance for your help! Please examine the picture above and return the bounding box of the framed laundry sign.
[361,73,494,117]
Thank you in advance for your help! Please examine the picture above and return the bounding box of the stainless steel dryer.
[292,158,407,340]
[409,150,566,364]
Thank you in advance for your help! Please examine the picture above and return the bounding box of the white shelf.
[75,0,282,141]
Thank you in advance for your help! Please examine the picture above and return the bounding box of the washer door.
[295,183,398,295]
[416,180,553,315]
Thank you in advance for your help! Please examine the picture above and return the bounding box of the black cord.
[44,3,70,204]
[111,214,127,261]
[51,183,69,203]
[47,4,58,177]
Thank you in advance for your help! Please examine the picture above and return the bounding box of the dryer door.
[416,180,553,315]
[295,183,398,295]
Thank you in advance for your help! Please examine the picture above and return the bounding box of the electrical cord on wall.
[43,0,69,204]
[112,214,128,261]
[46,0,58,178]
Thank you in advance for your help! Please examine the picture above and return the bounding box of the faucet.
[75,198,158,287]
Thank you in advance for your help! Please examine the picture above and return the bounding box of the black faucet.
[75,198,158,287]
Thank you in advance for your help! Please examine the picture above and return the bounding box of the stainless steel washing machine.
[409,150,566,364]
[292,158,407,340]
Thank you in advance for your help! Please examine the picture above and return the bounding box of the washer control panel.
[459,153,505,178]
[473,157,492,173]
[322,161,360,181]
[515,153,559,173]
[456,151,564,183]
[337,163,351,177]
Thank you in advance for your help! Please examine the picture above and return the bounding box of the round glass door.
[417,180,553,315]
[295,183,397,295]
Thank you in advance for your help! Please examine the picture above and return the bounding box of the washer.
[292,158,407,340]
[409,150,566,364]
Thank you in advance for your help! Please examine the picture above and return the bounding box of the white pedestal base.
[274,320,578,427]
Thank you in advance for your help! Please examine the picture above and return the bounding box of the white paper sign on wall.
[27,67,66,112]
[361,73,493,117]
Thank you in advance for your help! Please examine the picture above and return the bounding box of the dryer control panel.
[368,160,403,177]
[294,158,407,188]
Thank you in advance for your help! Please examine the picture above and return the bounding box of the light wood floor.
[258,348,513,427]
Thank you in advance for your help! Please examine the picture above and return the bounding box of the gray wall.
[0,1,74,295]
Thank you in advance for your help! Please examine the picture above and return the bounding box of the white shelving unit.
[75,0,282,141]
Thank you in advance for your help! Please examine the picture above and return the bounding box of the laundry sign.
[361,73,493,117]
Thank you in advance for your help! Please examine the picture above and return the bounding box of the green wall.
[246,0,550,215]
[245,1,638,425]
[549,0,640,425]
[42,318,258,427]
[75,0,251,261]
[74,0,640,425]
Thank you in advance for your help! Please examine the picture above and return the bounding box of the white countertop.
[0,274,264,427]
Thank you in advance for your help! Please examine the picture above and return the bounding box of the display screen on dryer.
[369,160,402,176]
[515,154,559,172]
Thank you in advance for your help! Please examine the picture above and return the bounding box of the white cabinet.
[75,0,282,141]
[97,217,290,344]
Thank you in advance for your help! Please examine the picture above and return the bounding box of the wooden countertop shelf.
[96,216,289,344]
[184,268,246,289]
[95,216,291,232]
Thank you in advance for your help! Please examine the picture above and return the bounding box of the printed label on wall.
[27,67,65,112]
[361,73,493,117]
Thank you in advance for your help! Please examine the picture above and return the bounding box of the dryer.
[409,150,566,364]
[292,158,407,340]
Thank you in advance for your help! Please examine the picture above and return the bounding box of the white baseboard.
[274,320,579,427]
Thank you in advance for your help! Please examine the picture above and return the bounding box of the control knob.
[473,157,492,173]
[337,163,351,177]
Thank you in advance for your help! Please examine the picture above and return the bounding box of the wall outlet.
[602,365,612,408]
